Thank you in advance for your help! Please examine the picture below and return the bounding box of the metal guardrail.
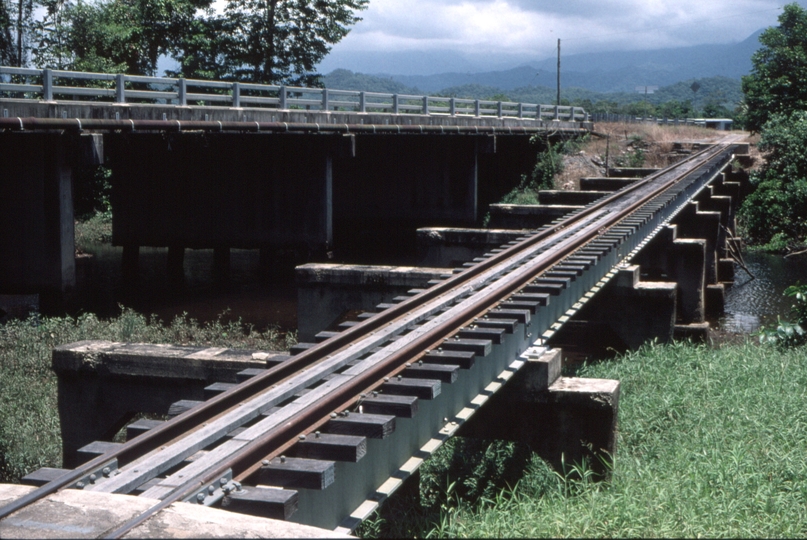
[0,66,589,122]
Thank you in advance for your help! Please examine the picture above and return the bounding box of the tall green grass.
[363,340,807,537]
[0,309,294,484]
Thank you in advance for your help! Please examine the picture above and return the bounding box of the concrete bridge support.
[52,341,281,467]
[416,227,525,268]
[487,204,583,229]
[670,202,724,315]
[631,225,706,325]
[457,348,619,474]
[295,263,447,342]
[0,133,77,311]
[570,265,677,350]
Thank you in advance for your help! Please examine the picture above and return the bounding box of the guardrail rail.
[0,66,588,122]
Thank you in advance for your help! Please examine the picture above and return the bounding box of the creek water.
[719,252,807,333]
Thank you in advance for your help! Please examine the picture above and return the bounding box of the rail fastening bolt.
[76,482,85,489]
[280,456,286,463]
[102,467,111,477]
[330,412,337,418]
[299,434,306,440]
[208,485,215,495]
[197,493,205,503]
[219,477,228,486]
[383,377,389,382]
[262,460,269,466]
[89,473,96,484]
[315,431,321,438]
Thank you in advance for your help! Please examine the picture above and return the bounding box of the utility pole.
[556,38,561,106]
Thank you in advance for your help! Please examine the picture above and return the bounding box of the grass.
[361,339,807,537]
[0,309,294,484]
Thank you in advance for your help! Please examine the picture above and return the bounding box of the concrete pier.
[0,133,76,310]
[416,227,525,267]
[296,263,447,342]
[52,341,285,467]
[487,204,583,229]
[458,348,619,474]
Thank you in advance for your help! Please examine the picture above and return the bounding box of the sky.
[321,0,799,72]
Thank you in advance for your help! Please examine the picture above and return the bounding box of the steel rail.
[0,138,736,524]
[102,139,739,538]
[0,116,586,135]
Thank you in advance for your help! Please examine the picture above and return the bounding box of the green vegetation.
[0,310,293,484]
[758,283,807,347]
[496,135,583,208]
[742,3,807,133]
[361,340,807,537]
[739,111,807,250]
[3,0,367,85]
[738,3,807,251]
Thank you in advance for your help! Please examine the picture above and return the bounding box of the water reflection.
[720,252,807,333]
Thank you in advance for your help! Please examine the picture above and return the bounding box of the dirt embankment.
[554,123,757,191]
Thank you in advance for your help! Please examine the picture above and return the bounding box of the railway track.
[0,135,744,536]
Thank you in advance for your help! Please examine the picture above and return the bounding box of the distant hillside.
[322,72,743,112]
[371,30,762,94]
[322,69,420,94]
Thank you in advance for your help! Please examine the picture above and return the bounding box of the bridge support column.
[0,133,76,311]
[52,341,278,467]
[576,265,677,349]
[295,263,446,342]
[416,227,525,267]
[671,202,724,315]
[458,348,619,474]
[632,225,706,324]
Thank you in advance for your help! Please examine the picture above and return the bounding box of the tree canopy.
[742,3,807,132]
[2,0,367,83]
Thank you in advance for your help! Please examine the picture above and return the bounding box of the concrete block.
[296,263,445,341]
[457,348,619,475]
[416,227,525,267]
[579,177,637,191]
[488,204,582,229]
[674,323,710,343]
[537,190,605,205]
[0,484,351,538]
[52,341,286,467]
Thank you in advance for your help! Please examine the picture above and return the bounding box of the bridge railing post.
[42,68,53,101]
[115,74,125,103]
[393,94,399,115]
[497,101,503,118]
[474,99,480,117]
[178,78,187,107]
[450,97,456,116]
[554,105,559,121]
[232,82,241,108]
[423,95,429,115]
[518,102,523,118]
[279,86,287,109]
[322,88,329,111]
[570,107,576,121]
[359,91,366,113]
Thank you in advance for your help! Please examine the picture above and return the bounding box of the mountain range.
[319,29,763,95]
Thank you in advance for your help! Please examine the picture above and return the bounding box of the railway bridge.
[0,67,751,538]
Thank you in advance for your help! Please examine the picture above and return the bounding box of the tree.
[739,111,807,250]
[742,3,807,132]
[61,0,211,75]
[218,0,368,85]
[1,0,34,66]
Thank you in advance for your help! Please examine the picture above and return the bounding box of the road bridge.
[0,136,750,537]
[0,67,591,311]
